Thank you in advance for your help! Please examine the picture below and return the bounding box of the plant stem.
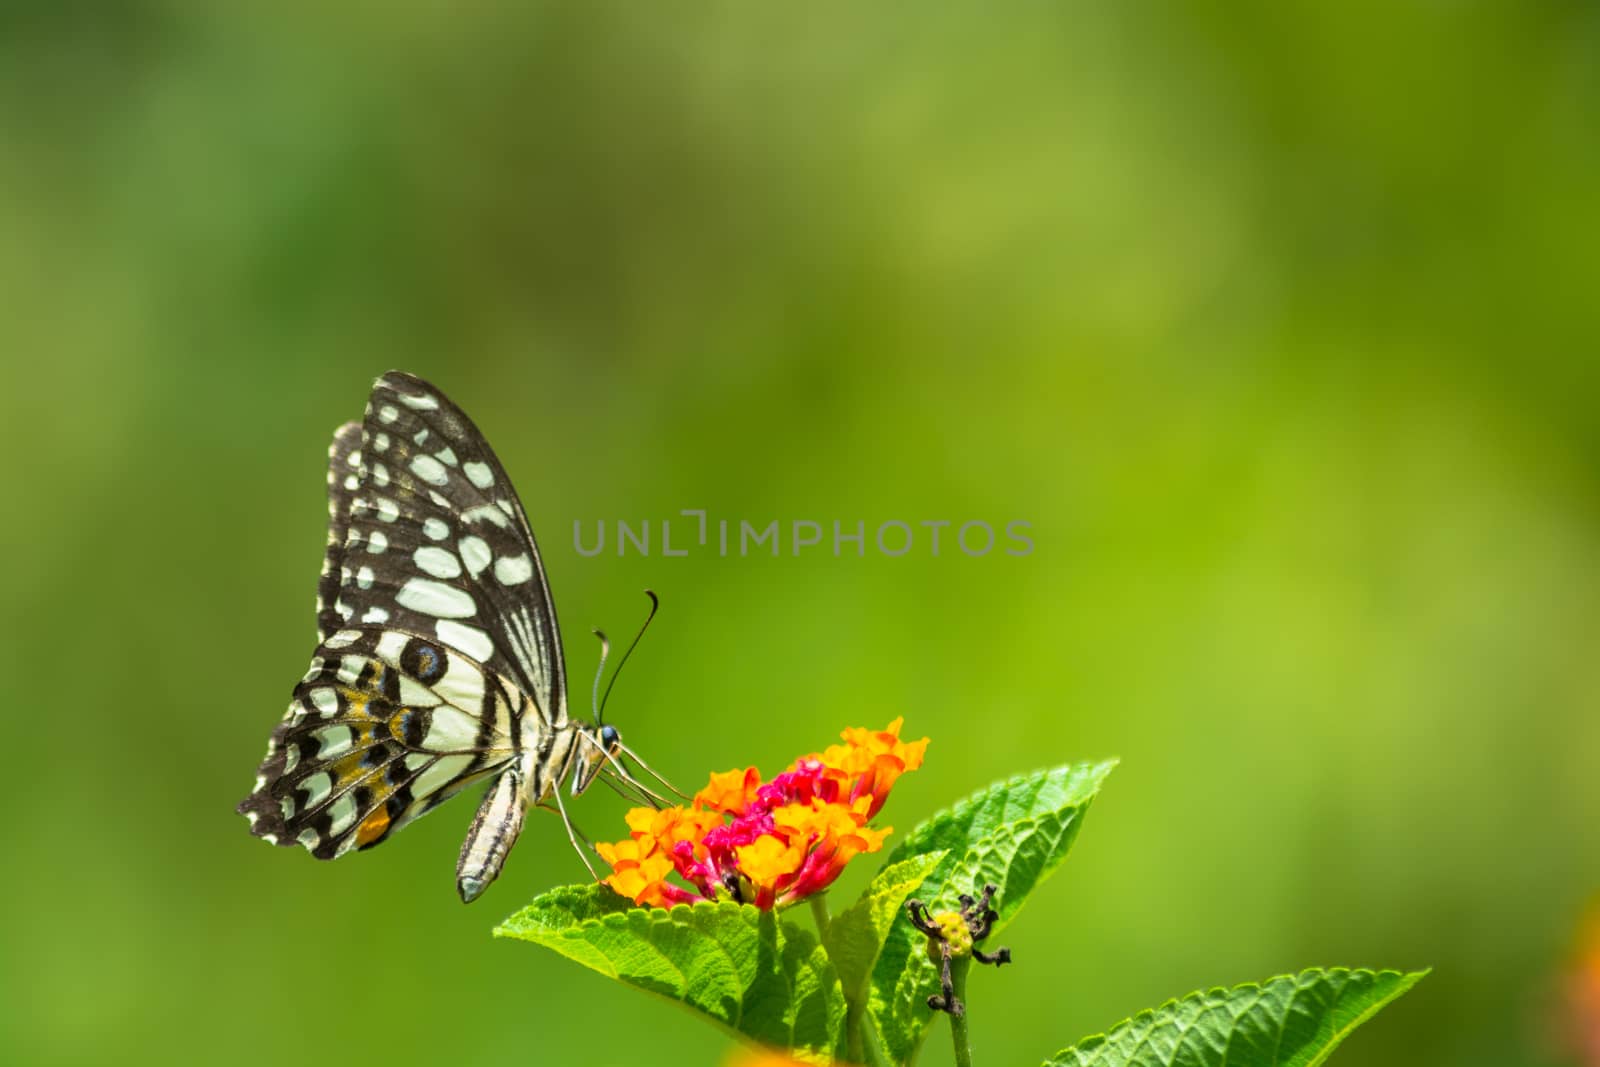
[809,893,831,940]
[948,956,974,1067]
[806,892,888,1067]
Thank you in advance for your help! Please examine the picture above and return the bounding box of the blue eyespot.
[400,637,446,683]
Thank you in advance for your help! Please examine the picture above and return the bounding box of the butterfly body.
[239,372,620,902]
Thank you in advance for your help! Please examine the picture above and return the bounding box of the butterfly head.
[570,721,625,796]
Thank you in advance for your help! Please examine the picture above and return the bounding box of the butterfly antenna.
[597,590,659,725]
[589,629,612,724]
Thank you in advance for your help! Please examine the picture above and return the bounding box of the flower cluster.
[1565,898,1600,1067]
[596,718,929,910]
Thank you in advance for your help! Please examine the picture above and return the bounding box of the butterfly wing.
[241,371,569,864]
[341,371,568,726]
[239,628,528,857]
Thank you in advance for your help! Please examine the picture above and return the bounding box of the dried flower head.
[596,718,928,911]
[908,883,1012,1016]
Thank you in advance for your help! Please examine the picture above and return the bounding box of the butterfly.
[238,371,673,902]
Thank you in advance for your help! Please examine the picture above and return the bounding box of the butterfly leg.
[548,787,602,882]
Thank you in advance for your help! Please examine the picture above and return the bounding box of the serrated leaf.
[825,851,947,1007]
[495,885,847,1062]
[869,760,1116,1065]
[1044,967,1428,1067]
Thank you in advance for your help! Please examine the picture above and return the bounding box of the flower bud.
[926,910,974,964]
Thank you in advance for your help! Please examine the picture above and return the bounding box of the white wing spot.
[376,497,399,523]
[311,687,340,716]
[461,504,509,528]
[366,530,388,554]
[458,535,491,577]
[315,725,355,759]
[414,545,462,580]
[328,792,359,837]
[280,796,295,820]
[346,450,362,469]
[422,707,480,750]
[397,577,476,619]
[423,517,449,541]
[400,391,440,411]
[378,404,399,424]
[495,554,535,586]
[411,755,471,800]
[463,461,494,489]
[399,675,439,708]
[410,454,449,486]
[357,565,375,590]
[297,828,320,849]
[342,474,359,491]
[372,463,390,488]
[435,446,458,467]
[360,606,390,625]
[436,619,495,662]
[374,631,408,662]
[372,432,390,452]
[299,772,332,808]
[324,630,361,650]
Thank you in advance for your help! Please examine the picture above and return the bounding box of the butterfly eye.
[599,724,621,752]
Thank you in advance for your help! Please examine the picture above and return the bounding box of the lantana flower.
[596,718,929,911]
[1565,898,1600,1066]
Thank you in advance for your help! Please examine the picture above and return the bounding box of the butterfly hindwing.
[239,627,529,858]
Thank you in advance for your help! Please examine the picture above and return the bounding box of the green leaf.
[869,760,1116,1065]
[495,885,848,1062]
[825,851,947,1008]
[1043,968,1428,1067]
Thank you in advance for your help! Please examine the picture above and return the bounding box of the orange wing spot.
[331,751,369,782]
[356,808,390,847]
[338,689,371,720]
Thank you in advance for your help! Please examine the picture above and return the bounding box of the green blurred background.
[3,2,1598,1065]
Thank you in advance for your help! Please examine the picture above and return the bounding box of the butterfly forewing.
[344,372,566,726]
[315,421,363,644]
[239,371,570,872]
